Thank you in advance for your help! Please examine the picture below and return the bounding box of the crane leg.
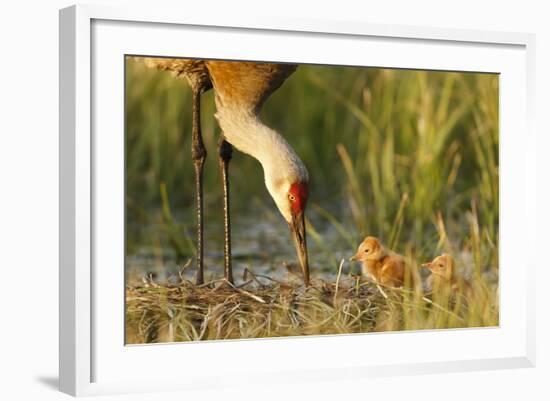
[191,85,207,285]
[218,136,234,284]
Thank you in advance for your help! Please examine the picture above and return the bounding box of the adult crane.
[142,58,310,286]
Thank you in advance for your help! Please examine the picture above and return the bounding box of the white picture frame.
[59,3,536,397]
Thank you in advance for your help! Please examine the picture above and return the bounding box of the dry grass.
[126,266,498,344]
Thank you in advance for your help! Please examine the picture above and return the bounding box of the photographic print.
[124,56,499,344]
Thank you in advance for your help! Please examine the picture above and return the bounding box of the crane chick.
[349,236,405,287]
[421,254,470,294]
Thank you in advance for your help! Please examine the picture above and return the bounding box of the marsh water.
[126,204,353,286]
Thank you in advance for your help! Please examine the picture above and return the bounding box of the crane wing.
[139,57,212,90]
[205,61,297,113]
[137,57,296,111]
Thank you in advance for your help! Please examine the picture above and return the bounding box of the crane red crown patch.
[289,182,309,214]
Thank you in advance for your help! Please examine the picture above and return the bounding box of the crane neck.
[214,107,307,182]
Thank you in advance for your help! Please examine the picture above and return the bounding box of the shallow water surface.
[126,208,353,286]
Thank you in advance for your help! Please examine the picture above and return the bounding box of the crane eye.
[288,194,296,202]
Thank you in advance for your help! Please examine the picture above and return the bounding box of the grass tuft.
[126,269,498,344]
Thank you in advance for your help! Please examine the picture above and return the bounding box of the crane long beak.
[289,210,310,286]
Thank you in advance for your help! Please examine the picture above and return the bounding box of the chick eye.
[364,249,370,253]
[288,194,296,202]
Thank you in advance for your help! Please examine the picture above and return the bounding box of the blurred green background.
[125,57,498,284]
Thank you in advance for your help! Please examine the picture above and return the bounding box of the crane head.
[287,181,310,285]
[421,254,454,279]
[350,236,385,262]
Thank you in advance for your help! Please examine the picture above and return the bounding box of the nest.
[125,271,392,344]
[125,265,498,344]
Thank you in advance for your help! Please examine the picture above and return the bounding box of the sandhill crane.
[142,58,310,286]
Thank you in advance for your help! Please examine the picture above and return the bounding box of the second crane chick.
[349,236,405,287]
[421,253,471,294]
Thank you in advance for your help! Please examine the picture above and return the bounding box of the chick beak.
[349,252,360,262]
[289,210,309,286]
[421,263,431,270]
